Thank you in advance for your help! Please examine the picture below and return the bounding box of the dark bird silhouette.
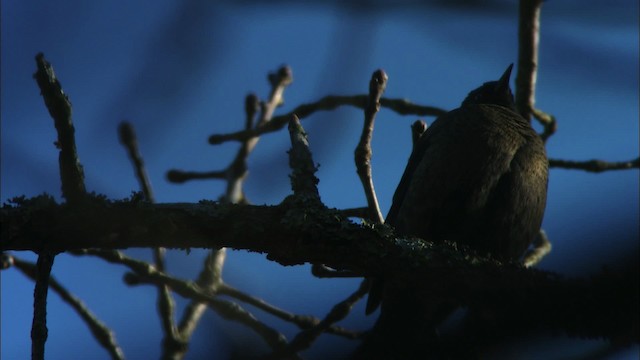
[359,64,548,358]
[388,63,547,261]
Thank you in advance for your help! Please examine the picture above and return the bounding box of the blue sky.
[2,1,638,359]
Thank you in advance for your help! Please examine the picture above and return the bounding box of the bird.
[356,64,548,359]
[365,63,548,314]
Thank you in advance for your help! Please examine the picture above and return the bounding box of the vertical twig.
[261,66,293,126]
[224,66,293,203]
[118,122,155,202]
[32,52,87,360]
[516,0,553,267]
[30,253,54,360]
[177,250,226,339]
[118,122,182,357]
[173,67,292,358]
[170,250,227,360]
[225,93,261,204]
[516,0,543,121]
[11,256,125,360]
[355,69,388,224]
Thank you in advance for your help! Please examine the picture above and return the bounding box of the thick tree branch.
[2,197,637,343]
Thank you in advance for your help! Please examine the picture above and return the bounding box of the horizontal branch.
[208,96,446,145]
[2,195,637,343]
[549,157,640,173]
[1,196,378,271]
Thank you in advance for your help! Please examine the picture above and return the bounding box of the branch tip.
[411,120,427,147]
[118,121,136,147]
[287,114,320,198]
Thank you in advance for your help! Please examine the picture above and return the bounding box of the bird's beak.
[496,63,514,94]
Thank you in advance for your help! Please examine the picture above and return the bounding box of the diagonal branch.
[177,249,225,339]
[267,279,370,359]
[532,108,557,142]
[74,249,288,352]
[8,255,125,360]
[33,53,86,203]
[125,270,362,340]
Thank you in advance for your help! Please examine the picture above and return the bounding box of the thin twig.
[532,108,557,142]
[32,52,88,360]
[523,230,552,268]
[170,67,291,190]
[549,157,640,173]
[122,261,361,340]
[10,256,125,360]
[262,66,293,125]
[355,69,388,224]
[171,249,225,360]
[118,122,156,202]
[218,283,362,339]
[168,69,293,357]
[223,67,292,196]
[223,93,261,203]
[166,169,227,183]
[177,249,225,339]
[118,122,181,356]
[31,253,54,360]
[266,278,370,359]
[516,0,543,121]
[208,95,446,145]
[74,249,288,352]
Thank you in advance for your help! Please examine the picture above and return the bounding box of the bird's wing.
[385,114,450,227]
[478,127,548,258]
[389,106,525,241]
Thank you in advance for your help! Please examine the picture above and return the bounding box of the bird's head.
[461,64,516,111]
